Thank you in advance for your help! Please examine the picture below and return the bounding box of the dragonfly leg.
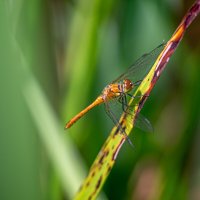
[104,102,134,148]
[118,94,134,115]
[133,80,142,86]
[118,94,128,112]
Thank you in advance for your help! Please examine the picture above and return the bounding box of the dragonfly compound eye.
[124,79,133,91]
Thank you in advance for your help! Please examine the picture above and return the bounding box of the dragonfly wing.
[104,100,120,126]
[104,98,123,126]
[112,43,165,83]
[104,99,135,147]
[105,96,153,133]
[120,104,154,133]
[134,113,154,133]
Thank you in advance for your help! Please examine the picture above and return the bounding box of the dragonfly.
[65,43,165,135]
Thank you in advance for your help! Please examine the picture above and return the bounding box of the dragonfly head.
[123,79,133,92]
[123,79,142,92]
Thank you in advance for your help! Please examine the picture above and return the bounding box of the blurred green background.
[0,0,200,200]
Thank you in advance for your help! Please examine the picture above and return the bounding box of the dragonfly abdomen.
[65,96,104,129]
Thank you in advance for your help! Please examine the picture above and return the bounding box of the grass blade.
[74,1,200,199]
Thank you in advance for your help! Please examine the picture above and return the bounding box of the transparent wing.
[104,98,124,127]
[134,113,154,133]
[112,43,165,84]
[104,96,153,133]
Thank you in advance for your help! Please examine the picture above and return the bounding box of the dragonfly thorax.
[101,79,134,101]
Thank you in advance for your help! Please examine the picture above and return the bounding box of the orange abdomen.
[65,96,104,129]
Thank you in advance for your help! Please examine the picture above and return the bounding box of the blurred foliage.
[0,0,199,200]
